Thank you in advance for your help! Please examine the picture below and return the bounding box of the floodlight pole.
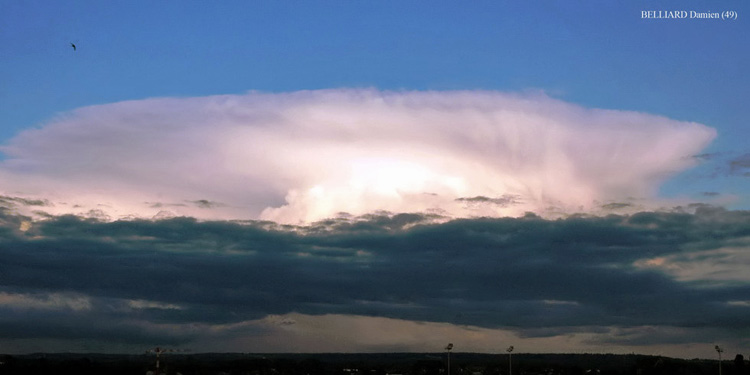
[715,345,723,375]
[148,347,176,375]
[507,346,514,375]
[445,343,453,375]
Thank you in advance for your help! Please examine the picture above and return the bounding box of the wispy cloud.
[729,153,750,177]
[0,89,715,223]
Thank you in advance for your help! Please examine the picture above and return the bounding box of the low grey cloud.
[148,202,188,209]
[455,194,521,207]
[1,207,749,354]
[729,153,750,177]
[600,202,634,210]
[0,195,50,208]
[687,151,750,180]
[692,152,724,161]
[189,199,226,209]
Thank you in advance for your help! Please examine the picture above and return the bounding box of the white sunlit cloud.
[0,292,184,314]
[126,299,185,311]
[0,89,716,223]
[0,292,91,312]
[634,244,750,286]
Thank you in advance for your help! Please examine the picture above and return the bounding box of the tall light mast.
[506,346,514,375]
[147,347,183,375]
[445,343,453,375]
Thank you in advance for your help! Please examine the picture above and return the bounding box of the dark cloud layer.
[1,207,749,351]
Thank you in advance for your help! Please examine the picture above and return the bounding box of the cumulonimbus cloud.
[0,89,716,223]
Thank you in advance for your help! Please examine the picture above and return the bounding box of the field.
[0,352,739,375]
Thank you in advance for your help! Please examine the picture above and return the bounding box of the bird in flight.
[70,42,76,51]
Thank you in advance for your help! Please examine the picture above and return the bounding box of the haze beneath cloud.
[0,89,716,223]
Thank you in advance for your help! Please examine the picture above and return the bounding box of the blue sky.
[2,1,749,205]
[1,1,749,357]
